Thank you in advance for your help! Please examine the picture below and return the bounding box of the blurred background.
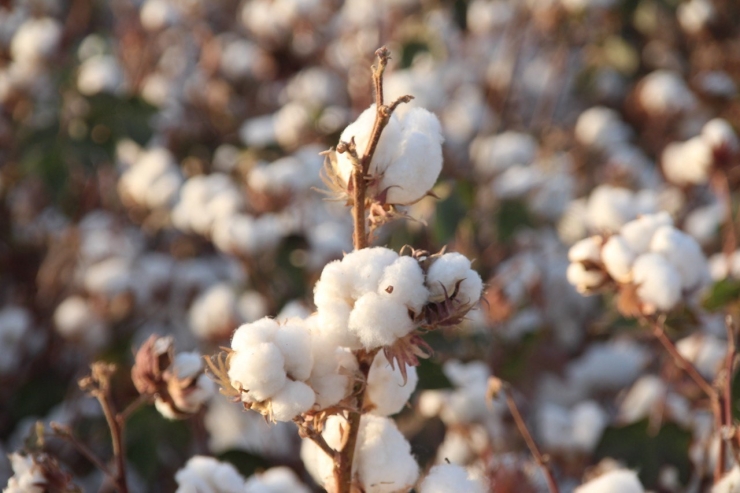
[1,0,739,491]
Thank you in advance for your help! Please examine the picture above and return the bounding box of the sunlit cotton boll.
[575,469,644,493]
[567,340,649,394]
[426,252,483,305]
[244,466,310,493]
[171,174,243,235]
[713,465,740,493]
[702,118,739,155]
[676,333,726,380]
[419,463,486,493]
[10,17,62,65]
[77,55,124,96]
[174,455,245,493]
[348,292,415,349]
[677,0,715,35]
[649,225,709,291]
[566,236,606,294]
[366,351,418,416]
[638,70,697,116]
[335,105,444,205]
[575,106,632,151]
[585,185,653,233]
[620,212,673,254]
[4,453,46,493]
[189,283,238,340]
[661,137,713,186]
[118,147,183,210]
[632,253,682,313]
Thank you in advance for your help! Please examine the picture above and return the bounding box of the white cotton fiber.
[244,466,311,493]
[661,137,713,186]
[566,263,606,294]
[601,235,636,283]
[632,253,682,313]
[568,236,603,263]
[231,318,278,351]
[419,464,486,493]
[619,212,673,254]
[273,322,313,381]
[228,342,286,401]
[348,293,415,349]
[355,415,419,493]
[366,351,418,416]
[649,225,708,290]
[575,106,631,150]
[341,247,399,299]
[269,380,316,422]
[586,185,636,233]
[315,298,360,349]
[377,256,429,314]
[618,375,666,424]
[713,465,740,493]
[174,456,245,493]
[575,469,644,493]
[426,252,483,305]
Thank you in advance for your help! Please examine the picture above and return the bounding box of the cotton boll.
[601,235,636,283]
[661,137,713,186]
[379,107,444,205]
[566,262,606,294]
[443,360,490,389]
[4,453,46,493]
[140,0,178,31]
[702,118,739,155]
[315,298,360,349]
[244,466,310,493]
[356,415,419,493]
[638,70,696,116]
[632,253,682,313]
[619,212,673,254]
[228,342,286,401]
[335,105,403,185]
[568,236,603,263]
[231,318,279,352]
[11,18,62,64]
[586,185,636,233]
[567,340,649,394]
[269,380,316,422]
[419,464,486,493]
[53,296,108,349]
[649,226,709,291]
[367,351,418,416]
[273,322,313,381]
[713,465,740,493]
[575,107,631,151]
[576,469,644,493]
[349,293,415,349]
[77,55,124,96]
[84,257,132,296]
[189,283,238,340]
[471,131,537,178]
[341,247,399,299]
[538,402,574,452]
[618,375,666,424]
[377,256,429,314]
[676,334,726,380]
[677,0,715,35]
[571,401,608,453]
[426,252,483,305]
[174,456,245,493]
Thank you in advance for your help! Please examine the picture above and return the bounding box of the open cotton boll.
[174,455,245,493]
[661,137,713,186]
[341,247,400,299]
[378,107,444,204]
[4,453,47,493]
[601,235,636,283]
[443,360,490,389]
[618,375,667,424]
[649,226,709,290]
[348,292,415,349]
[53,296,108,349]
[315,298,360,349]
[419,464,486,493]
[575,106,631,150]
[567,340,649,394]
[272,321,313,381]
[231,318,278,351]
[189,283,238,340]
[269,380,316,422]
[685,203,724,246]
[619,212,672,254]
[244,466,310,493]
[367,351,418,416]
[702,118,739,155]
[11,18,62,64]
[676,334,726,380]
[632,253,682,313]
[377,256,429,314]
[426,252,483,305]
[228,342,286,402]
[356,414,419,493]
[571,401,608,453]
[470,131,538,178]
[568,236,603,263]
[335,105,402,186]
[713,465,740,493]
[638,70,696,116]
[566,262,606,294]
[576,469,644,493]
[585,185,637,233]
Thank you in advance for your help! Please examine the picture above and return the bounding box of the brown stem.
[119,394,148,423]
[501,383,559,493]
[711,170,737,259]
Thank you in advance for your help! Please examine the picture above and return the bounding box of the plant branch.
[488,379,559,493]
[48,424,113,479]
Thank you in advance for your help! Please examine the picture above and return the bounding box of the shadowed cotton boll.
[537,401,607,454]
[0,307,33,374]
[632,253,682,313]
[696,71,737,98]
[212,212,293,257]
[188,283,238,340]
[53,296,108,350]
[676,333,726,380]
[471,131,537,178]
[575,469,645,493]
[174,456,245,493]
[638,70,696,116]
[618,375,666,424]
[118,147,182,210]
[419,464,486,493]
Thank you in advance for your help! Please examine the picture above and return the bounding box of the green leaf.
[703,279,740,312]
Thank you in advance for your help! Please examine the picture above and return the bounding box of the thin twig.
[119,394,148,423]
[491,380,559,493]
[711,169,737,259]
[47,425,113,479]
[300,423,337,459]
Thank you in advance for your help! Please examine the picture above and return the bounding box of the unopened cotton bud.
[632,253,682,313]
[419,464,486,493]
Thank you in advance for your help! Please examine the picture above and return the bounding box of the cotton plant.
[204,47,484,493]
